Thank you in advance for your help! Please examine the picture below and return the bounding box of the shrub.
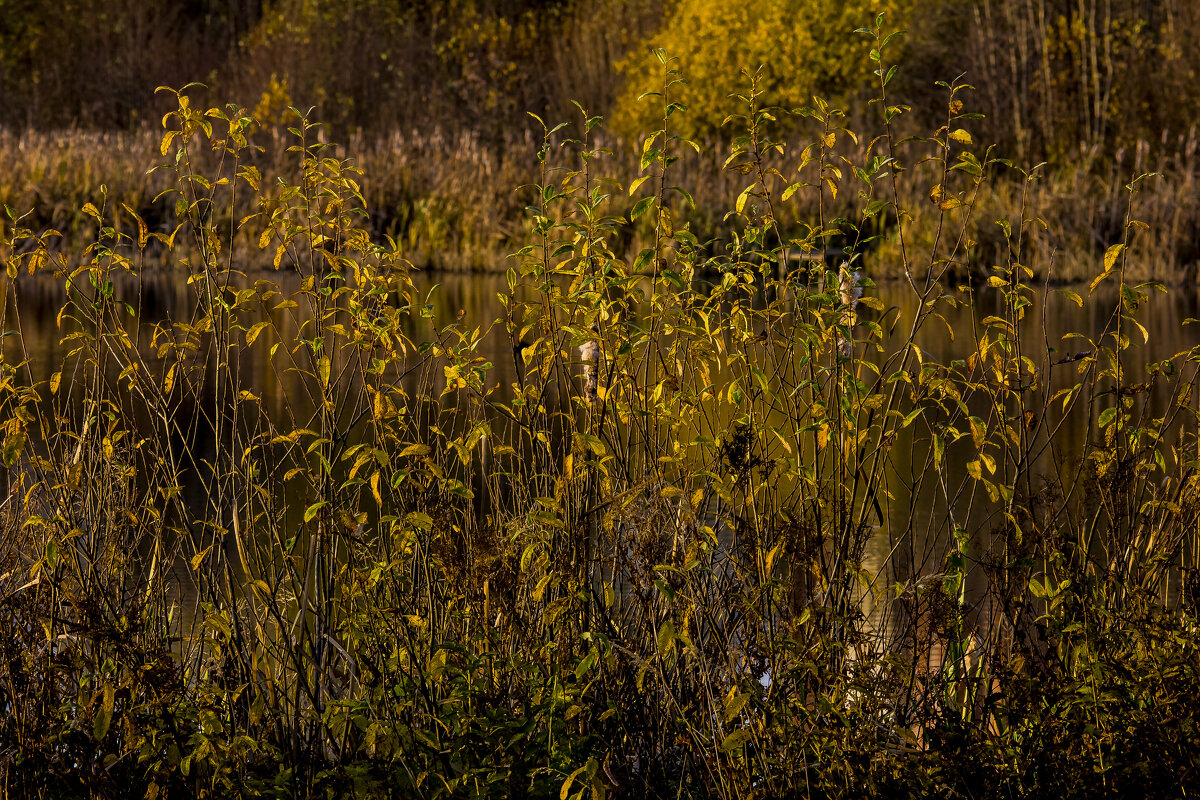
[611,1,912,141]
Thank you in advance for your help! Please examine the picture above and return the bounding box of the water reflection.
[2,268,1195,594]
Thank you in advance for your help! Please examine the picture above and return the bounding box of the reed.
[7,118,1200,282]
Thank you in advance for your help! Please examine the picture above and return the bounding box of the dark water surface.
[3,268,1196,610]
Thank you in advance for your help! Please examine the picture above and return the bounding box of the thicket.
[1,19,1200,799]
[0,0,656,141]
[5,1,1200,277]
[3,0,1198,163]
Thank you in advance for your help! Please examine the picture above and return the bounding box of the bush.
[611,1,911,141]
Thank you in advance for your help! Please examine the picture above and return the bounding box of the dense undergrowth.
[2,24,1200,799]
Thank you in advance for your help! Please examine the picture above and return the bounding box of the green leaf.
[304,500,328,524]
[749,365,772,396]
[630,196,656,221]
[574,648,598,680]
[560,764,589,800]
[657,620,675,654]
[723,691,751,723]
[720,729,752,752]
[2,430,25,467]
[93,682,114,741]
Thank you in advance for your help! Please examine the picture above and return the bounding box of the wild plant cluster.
[1,24,1199,799]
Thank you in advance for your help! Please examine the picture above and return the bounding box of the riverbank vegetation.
[1,15,1200,797]
[4,1,1200,278]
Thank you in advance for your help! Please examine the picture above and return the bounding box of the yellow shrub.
[612,0,912,141]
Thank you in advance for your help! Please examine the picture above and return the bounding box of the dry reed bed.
[5,122,1200,282]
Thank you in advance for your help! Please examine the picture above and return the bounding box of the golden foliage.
[612,0,912,140]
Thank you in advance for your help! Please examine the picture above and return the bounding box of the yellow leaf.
[970,417,986,449]
[764,540,785,574]
[560,765,589,800]
[123,203,148,249]
[736,184,755,215]
[245,321,270,346]
[1104,242,1125,273]
[190,544,213,570]
[1090,243,1125,293]
[949,128,973,144]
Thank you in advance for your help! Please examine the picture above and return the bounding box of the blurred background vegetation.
[2,0,1199,275]
[4,0,1198,160]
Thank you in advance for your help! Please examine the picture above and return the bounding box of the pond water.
[2,267,1196,617]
